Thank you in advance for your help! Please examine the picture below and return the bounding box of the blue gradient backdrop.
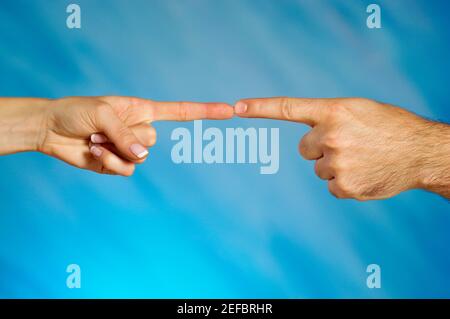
[0,0,449,298]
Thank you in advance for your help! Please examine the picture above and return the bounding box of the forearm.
[417,121,450,198]
[0,98,51,155]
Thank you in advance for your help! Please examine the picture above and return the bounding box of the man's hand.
[235,97,450,200]
[0,96,233,176]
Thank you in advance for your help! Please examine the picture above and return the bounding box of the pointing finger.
[151,101,234,122]
[234,97,336,126]
[100,96,234,124]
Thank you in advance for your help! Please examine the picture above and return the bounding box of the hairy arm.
[235,97,450,200]
[418,121,450,198]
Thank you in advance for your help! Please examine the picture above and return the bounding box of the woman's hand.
[0,96,233,176]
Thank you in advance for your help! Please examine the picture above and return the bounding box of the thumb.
[94,103,149,161]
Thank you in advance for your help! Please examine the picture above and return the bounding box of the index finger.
[234,97,335,126]
[100,96,234,124]
[151,101,234,122]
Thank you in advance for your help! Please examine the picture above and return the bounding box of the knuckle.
[325,100,351,121]
[298,138,309,159]
[94,102,115,126]
[177,102,189,121]
[346,97,371,107]
[95,101,113,115]
[338,181,355,198]
[128,96,142,107]
[314,161,330,180]
[101,152,114,167]
[329,188,344,199]
[328,182,343,198]
[116,125,134,142]
[280,97,296,120]
[145,127,157,146]
[321,133,342,149]
[314,160,321,176]
[150,129,157,146]
[315,169,326,181]
[327,100,345,114]
[329,157,346,174]
[100,156,114,173]
[330,178,354,199]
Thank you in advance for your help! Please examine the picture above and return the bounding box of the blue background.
[0,0,449,298]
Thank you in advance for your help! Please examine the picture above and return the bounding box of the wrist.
[415,121,450,196]
[0,98,52,155]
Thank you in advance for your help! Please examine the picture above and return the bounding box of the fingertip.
[91,133,108,144]
[90,144,137,176]
[130,143,149,159]
[220,103,235,119]
[136,124,157,147]
[90,144,103,158]
[122,164,136,177]
[234,101,248,115]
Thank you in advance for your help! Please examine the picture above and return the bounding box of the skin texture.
[1,96,448,200]
[234,97,450,200]
[0,96,233,176]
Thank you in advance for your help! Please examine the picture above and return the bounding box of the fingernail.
[91,133,108,143]
[90,145,103,157]
[234,101,248,114]
[130,143,149,159]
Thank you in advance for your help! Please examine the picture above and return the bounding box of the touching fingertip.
[234,101,248,114]
[222,105,235,117]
